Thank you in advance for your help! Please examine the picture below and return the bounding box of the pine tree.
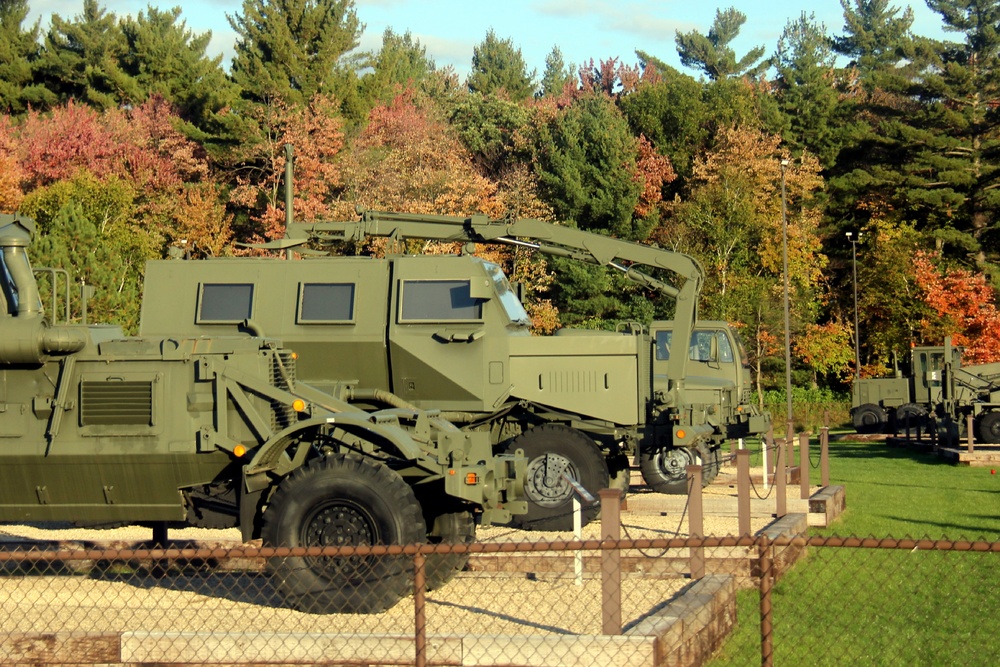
[228,0,363,106]
[674,7,768,80]
[539,46,574,98]
[358,28,436,108]
[832,0,914,89]
[35,0,136,110]
[466,30,537,100]
[118,7,240,148]
[0,0,53,113]
[774,13,843,168]
[896,0,1000,269]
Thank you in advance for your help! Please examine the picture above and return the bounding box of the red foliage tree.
[912,251,1000,363]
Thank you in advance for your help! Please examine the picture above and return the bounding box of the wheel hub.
[524,453,580,507]
[301,501,377,578]
[655,447,698,482]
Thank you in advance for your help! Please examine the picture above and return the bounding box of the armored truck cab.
[0,213,527,614]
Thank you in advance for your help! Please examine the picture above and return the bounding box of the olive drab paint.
[140,209,770,530]
[0,212,528,613]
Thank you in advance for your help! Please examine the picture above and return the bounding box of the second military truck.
[141,210,769,530]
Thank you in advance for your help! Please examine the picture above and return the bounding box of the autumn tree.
[674,7,768,80]
[667,126,828,389]
[466,30,537,101]
[913,250,1000,362]
[228,94,345,242]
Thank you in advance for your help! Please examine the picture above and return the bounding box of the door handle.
[435,329,485,343]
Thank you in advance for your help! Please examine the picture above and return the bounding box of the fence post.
[414,552,427,667]
[599,488,622,635]
[799,432,810,500]
[758,535,774,667]
[687,464,705,579]
[968,413,975,453]
[785,420,794,479]
[766,423,776,479]
[820,424,830,487]
[775,431,787,519]
[737,449,751,536]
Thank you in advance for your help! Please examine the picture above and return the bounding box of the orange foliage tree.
[912,251,1000,363]
[228,94,345,242]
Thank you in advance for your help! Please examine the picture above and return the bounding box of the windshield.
[655,328,740,364]
[484,262,531,327]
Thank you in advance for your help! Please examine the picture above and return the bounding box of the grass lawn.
[709,435,1000,666]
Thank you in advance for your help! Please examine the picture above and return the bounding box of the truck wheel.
[261,454,426,614]
[978,412,1000,444]
[424,510,475,591]
[895,403,928,436]
[700,445,723,485]
[853,403,887,434]
[639,445,715,494]
[504,424,609,532]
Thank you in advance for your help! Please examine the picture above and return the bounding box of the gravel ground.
[0,465,789,638]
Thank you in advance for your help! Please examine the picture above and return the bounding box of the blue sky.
[27,1,947,78]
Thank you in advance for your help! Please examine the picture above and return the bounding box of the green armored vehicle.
[0,213,525,613]
[141,210,768,530]
[852,337,1000,442]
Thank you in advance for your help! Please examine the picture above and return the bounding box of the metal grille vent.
[81,381,153,426]
[271,352,298,431]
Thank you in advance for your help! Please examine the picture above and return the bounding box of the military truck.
[141,209,768,530]
[0,213,526,614]
[852,337,1000,443]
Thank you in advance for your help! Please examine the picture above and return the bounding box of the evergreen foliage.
[228,0,362,106]
[674,7,769,80]
[466,30,537,100]
[0,0,52,113]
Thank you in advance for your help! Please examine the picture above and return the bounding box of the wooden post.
[820,425,830,487]
[737,449,751,536]
[775,432,786,518]
[599,488,622,635]
[687,464,705,580]
[799,432,810,500]
[759,535,774,667]
[414,553,427,667]
[968,413,975,454]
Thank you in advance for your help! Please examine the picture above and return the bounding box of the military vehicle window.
[484,262,530,326]
[197,283,254,323]
[298,283,355,323]
[400,280,482,321]
[717,332,735,363]
[689,331,715,361]
[655,331,672,360]
[0,249,18,315]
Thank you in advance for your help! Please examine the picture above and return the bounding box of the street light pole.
[846,232,861,377]
[781,159,792,431]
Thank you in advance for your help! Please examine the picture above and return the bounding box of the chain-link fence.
[0,528,997,665]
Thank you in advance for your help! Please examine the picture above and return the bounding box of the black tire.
[978,411,1000,444]
[504,424,609,531]
[895,403,928,436]
[639,444,716,494]
[700,444,723,485]
[424,510,475,591]
[261,454,426,614]
[853,403,887,434]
